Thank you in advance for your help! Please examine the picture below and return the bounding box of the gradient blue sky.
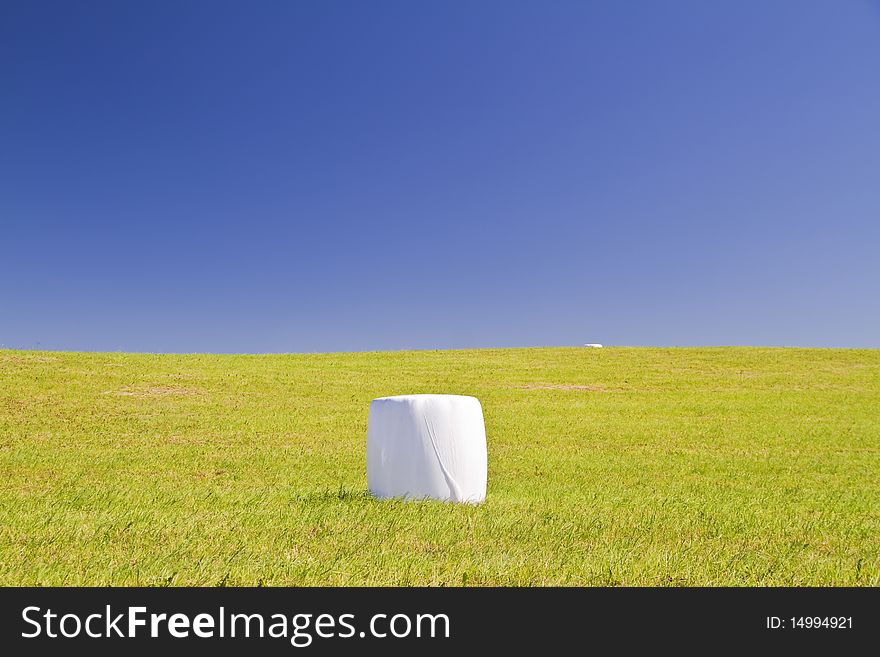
[2,1,878,353]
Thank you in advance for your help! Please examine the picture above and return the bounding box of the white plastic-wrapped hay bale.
[367,394,487,503]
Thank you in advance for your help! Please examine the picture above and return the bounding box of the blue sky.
[2,1,878,352]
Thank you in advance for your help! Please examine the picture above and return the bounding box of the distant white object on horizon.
[584,343,603,348]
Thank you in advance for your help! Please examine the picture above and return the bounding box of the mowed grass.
[1,347,878,586]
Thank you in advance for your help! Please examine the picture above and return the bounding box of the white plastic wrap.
[366,394,487,503]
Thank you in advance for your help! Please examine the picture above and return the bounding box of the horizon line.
[2,344,877,357]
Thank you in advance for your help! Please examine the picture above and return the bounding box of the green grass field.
[1,347,878,586]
